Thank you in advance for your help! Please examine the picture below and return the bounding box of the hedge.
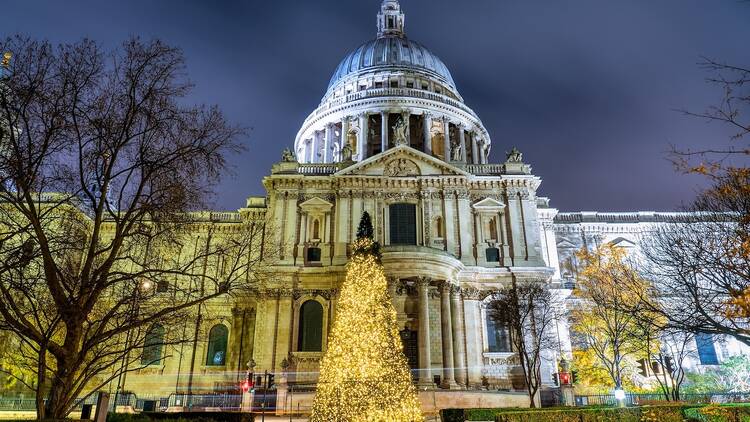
[107,412,255,422]
[440,403,750,422]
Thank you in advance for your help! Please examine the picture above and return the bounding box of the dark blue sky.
[5,0,749,211]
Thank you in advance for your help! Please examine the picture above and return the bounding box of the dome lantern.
[377,0,406,38]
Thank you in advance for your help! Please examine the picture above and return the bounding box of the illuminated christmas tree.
[310,212,423,422]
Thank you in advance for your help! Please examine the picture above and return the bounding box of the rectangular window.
[389,203,417,245]
[374,81,383,88]
[696,334,719,365]
[307,247,321,263]
[390,80,399,88]
[486,313,511,352]
[486,247,500,262]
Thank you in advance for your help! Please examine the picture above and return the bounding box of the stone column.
[358,113,368,161]
[440,281,458,389]
[387,276,398,304]
[458,125,467,163]
[322,123,333,163]
[471,133,479,164]
[417,277,434,387]
[381,111,389,152]
[341,117,350,155]
[462,292,484,387]
[451,286,468,387]
[442,118,451,162]
[310,134,319,163]
[402,110,410,146]
[423,113,433,155]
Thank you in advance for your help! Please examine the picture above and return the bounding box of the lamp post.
[614,387,626,407]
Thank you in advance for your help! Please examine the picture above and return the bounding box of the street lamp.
[614,387,626,407]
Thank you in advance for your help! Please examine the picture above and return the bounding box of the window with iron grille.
[389,203,416,245]
[486,247,500,262]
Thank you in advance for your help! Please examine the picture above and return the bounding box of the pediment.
[472,197,505,211]
[556,239,579,249]
[608,237,637,248]
[299,196,333,211]
[334,145,469,178]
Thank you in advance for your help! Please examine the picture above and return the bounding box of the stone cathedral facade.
[114,0,744,411]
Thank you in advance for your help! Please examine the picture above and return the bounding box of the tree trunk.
[44,370,75,420]
[35,345,46,421]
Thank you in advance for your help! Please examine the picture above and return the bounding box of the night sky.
[4,1,749,212]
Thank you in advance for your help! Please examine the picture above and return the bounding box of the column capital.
[416,276,431,287]
[440,280,457,292]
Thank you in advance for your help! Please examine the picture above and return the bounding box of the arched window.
[298,300,324,352]
[312,219,320,240]
[205,324,228,366]
[486,312,511,353]
[141,324,165,366]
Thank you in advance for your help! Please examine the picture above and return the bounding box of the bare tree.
[640,206,750,345]
[569,244,649,391]
[673,58,749,165]
[487,281,563,408]
[0,36,270,420]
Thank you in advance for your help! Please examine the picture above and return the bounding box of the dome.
[326,37,456,93]
[294,0,492,168]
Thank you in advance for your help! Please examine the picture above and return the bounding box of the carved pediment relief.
[385,158,420,177]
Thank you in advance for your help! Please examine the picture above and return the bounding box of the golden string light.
[310,237,423,422]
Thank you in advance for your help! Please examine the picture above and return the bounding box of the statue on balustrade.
[506,147,523,163]
[393,117,408,146]
[451,142,462,161]
[281,148,297,163]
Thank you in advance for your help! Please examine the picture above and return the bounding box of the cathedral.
[115,0,744,413]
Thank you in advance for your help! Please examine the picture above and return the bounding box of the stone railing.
[317,87,479,120]
[554,211,695,224]
[297,163,339,175]
[461,163,506,175]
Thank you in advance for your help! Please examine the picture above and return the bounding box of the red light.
[241,380,250,392]
[560,372,571,385]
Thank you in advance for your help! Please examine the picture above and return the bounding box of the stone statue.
[392,117,408,146]
[281,148,297,163]
[506,147,523,163]
[341,142,353,162]
[451,142,462,161]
